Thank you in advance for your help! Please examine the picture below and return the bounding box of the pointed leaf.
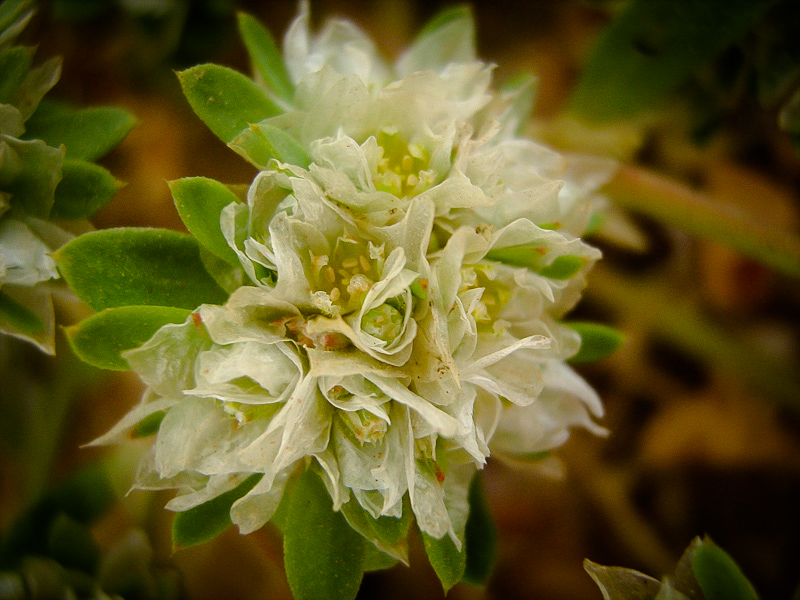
[284,469,366,600]
[24,106,137,161]
[172,474,262,549]
[539,254,586,279]
[229,121,310,169]
[422,532,466,593]
[0,46,33,104]
[486,244,586,278]
[0,289,44,336]
[0,0,34,35]
[692,539,759,600]
[570,0,776,122]
[463,475,497,586]
[584,560,662,600]
[4,136,64,218]
[170,177,241,265]
[566,321,624,364]
[66,305,191,371]
[178,63,282,144]
[54,228,228,311]
[237,12,293,102]
[50,159,121,219]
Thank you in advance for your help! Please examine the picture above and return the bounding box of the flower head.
[88,2,614,571]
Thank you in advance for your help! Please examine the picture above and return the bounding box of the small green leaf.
[229,122,311,169]
[570,0,776,122]
[237,12,294,102]
[50,159,121,219]
[172,474,262,549]
[66,305,191,371]
[284,469,366,600]
[170,177,240,265]
[178,63,282,145]
[0,289,44,335]
[55,228,228,311]
[4,137,64,218]
[0,46,33,104]
[422,531,466,593]
[566,321,624,364]
[362,545,399,572]
[0,0,34,34]
[538,255,586,279]
[463,475,497,586]
[692,538,760,600]
[23,106,137,161]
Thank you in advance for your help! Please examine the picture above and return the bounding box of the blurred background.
[2,0,800,598]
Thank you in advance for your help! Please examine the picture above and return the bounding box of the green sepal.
[46,513,100,574]
[172,474,263,550]
[65,305,191,371]
[0,45,33,104]
[132,410,165,439]
[422,531,466,594]
[54,228,228,311]
[538,254,586,279]
[237,12,294,102]
[566,321,625,364]
[24,105,137,161]
[177,63,282,145]
[0,289,44,336]
[50,159,122,219]
[569,0,776,122]
[284,469,366,600]
[229,121,311,170]
[692,538,760,600]
[170,177,240,265]
[463,475,497,586]
[486,244,586,279]
[339,496,411,564]
[0,0,34,35]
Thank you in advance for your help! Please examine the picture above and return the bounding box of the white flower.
[96,4,615,553]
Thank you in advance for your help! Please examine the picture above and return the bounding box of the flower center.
[461,264,511,331]
[311,237,384,314]
[373,131,434,197]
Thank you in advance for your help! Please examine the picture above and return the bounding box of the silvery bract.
[95,3,613,553]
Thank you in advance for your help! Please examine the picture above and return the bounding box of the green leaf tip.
[567,321,624,364]
[692,537,760,600]
[237,12,294,102]
[66,305,191,371]
[172,474,263,550]
[463,475,497,586]
[178,63,282,145]
[422,531,466,594]
[284,469,366,600]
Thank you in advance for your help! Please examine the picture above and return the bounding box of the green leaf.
[177,63,282,145]
[692,539,760,600]
[132,410,165,439]
[340,496,411,563]
[570,0,776,122]
[229,121,311,169]
[419,5,471,38]
[23,106,137,161]
[422,531,466,593]
[0,0,34,35]
[0,46,33,104]
[566,321,624,364]
[237,12,294,102]
[284,469,366,600]
[172,474,262,550]
[4,137,64,218]
[0,289,44,336]
[463,475,497,586]
[362,545,399,572]
[50,159,121,219]
[66,305,191,371]
[170,177,241,265]
[54,228,228,311]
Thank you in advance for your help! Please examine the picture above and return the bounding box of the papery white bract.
[98,3,614,555]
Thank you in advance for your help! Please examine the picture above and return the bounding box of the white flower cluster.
[97,4,612,548]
